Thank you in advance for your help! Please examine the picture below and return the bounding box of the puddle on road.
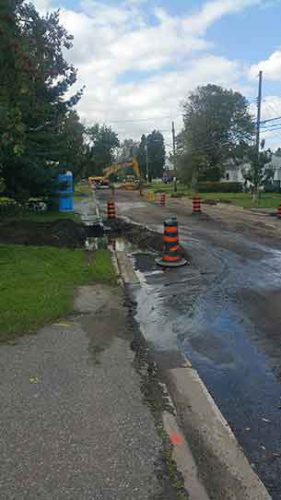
[85,235,134,253]
[85,236,108,251]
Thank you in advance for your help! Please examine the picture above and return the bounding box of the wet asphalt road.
[97,189,281,499]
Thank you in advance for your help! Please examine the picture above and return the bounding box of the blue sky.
[34,0,281,148]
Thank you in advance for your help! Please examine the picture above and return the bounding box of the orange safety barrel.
[192,195,201,215]
[277,203,281,219]
[160,194,166,207]
[107,200,116,220]
[156,217,187,268]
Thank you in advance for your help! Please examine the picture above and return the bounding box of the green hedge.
[196,181,243,193]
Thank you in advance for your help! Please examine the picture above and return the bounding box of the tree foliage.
[177,84,255,183]
[146,130,165,180]
[242,145,273,191]
[0,0,84,200]
[136,131,165,181]
[137,134,147,178]
[117,139,139,163]
[85,124,119,177]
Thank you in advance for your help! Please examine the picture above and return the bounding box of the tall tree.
[85,124,119,176]
[137,134,147,178]
[177,84,254,183]
[117,139,139,163]
[57,110,86,179]
[146,130,165,180]
[0,1,83,201]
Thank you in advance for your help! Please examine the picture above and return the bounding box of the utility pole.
[172,121,176,156]
[256,70,263,156]
[172,121,177,192]
[145,138,149,183]
[254,70,263,199]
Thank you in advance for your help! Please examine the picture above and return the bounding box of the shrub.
[196,181,243,193]
[171,192,185,198]
[264,182,281,193]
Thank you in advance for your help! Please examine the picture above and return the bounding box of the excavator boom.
[103,158,141,191]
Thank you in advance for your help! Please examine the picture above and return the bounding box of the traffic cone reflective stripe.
[164,236,179,243]
[164,226,178,233]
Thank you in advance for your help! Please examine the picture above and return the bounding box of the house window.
[226,173,230,180]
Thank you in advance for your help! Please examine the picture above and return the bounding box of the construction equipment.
[103,158,141,191]
[88,176,109,189]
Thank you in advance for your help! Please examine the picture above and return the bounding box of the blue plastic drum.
[57,172,73,212]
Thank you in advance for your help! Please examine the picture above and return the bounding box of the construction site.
[85,183,281,499]
[3,1,281,498]
[2,176,281,498]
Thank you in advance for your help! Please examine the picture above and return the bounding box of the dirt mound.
[0,219,86,248]
[113,220,163,252]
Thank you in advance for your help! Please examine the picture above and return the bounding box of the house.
[224,154,281,186]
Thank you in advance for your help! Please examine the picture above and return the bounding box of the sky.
[32,0,281,150]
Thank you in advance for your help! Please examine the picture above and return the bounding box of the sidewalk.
[0,284,181,499]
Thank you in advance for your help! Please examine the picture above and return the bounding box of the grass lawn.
[0,246,116,342]
[197,192,281,209]
[149,182,189,194]
[147,183,281,209]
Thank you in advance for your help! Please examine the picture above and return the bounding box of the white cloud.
[31,0,55,13]
[185,0,262,35]
[31,0,268,146]
[249,50,281,80]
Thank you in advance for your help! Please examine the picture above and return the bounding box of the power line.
[260,115,281,124]
[261,126,281,134]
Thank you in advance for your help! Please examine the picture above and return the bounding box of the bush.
[196,181,243,193]
[171,192,185,198]
[264,182,281,193]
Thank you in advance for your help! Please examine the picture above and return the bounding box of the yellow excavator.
[103,158,141,191]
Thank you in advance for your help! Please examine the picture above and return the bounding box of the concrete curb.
[165,365,270,500]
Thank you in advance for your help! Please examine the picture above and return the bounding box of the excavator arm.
[102,158,142,192]
[103,158,141,180]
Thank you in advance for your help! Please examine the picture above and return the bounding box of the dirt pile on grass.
[0,219,86,248]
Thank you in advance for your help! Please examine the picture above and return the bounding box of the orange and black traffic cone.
[277,203,281,219]
[107,200,116,220]
[192,195,201,215]
[156,217,187,268]
[160,194,166,207]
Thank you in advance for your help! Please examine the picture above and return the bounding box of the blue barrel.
[57,172,73,212]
